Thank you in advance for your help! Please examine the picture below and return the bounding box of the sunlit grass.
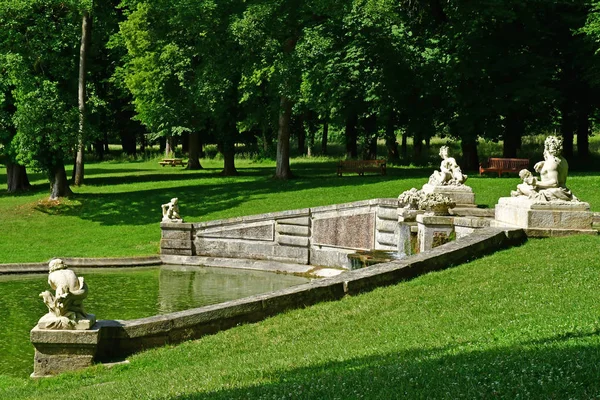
[1,235,599,398]
[0,155,599,263]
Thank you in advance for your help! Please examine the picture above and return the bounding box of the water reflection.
[158,266,309,314]
[0,265,309,378]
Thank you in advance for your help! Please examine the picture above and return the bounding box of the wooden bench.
[337,159,386,176]
[159,158,186,167]
[479,158,529,177]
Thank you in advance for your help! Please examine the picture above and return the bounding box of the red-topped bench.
[337,159,386,176]
[479,158,529,177]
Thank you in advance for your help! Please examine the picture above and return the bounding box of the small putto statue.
[161,197,183,222]
[510,136,578,202]
[428,146,468,186]
[37,259,95,330]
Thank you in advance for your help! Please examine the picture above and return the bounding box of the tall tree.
[74,9,92,186]
[0,0,88,199]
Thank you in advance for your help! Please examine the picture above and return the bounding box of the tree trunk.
[120,130,137,155]
[187,132,203,170]
[94,139,105,160]
[275,96,293,179]
[220,112,239,176]
[181,132,190,154]
[74,11,91,187]
[50,162,73,200]
[221,143,238,176]
[140,134,147,153]
[104,131,109,153]
[304,112,317,158]
[363,114,377,160]
[561,111,575,159]
[345,112,358,158]
[385,114,399,162]
[502,112,523,158]
[165,136,174,157]
[413,131,423,160]
[296,117,306,156]
[577,106,590,160]
[460,136,479,171]
[401,130,408,158]
[321,121,328,155]
[6,162,31,193]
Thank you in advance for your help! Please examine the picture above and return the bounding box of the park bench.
[479,157,529,177]
[337,159,386,176]
[159,158,186,167]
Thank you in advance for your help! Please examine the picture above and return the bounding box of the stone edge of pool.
[0,255,346,278]
[29,227,526,378]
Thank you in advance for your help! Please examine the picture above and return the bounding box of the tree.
[74,9,92,186]
[0,0,88,199]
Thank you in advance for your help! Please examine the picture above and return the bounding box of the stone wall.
[32,227,526,377]
[161,199,486,269]
[162,199,409,269]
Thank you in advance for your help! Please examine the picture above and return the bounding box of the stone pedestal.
[30,326,100,378]
[493,197,595,236]
[422,184,475,207]
[416,214,455,252]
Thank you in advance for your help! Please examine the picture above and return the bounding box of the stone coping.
[497,196,590,211]
[186,199,400,230]
[31,227,527,376]
[160,255,316,275]
[0,256,161,275]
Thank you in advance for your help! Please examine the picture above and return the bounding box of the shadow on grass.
[176,336,600,399]
[29,165,431,226]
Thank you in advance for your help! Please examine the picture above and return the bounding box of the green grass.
[1,155,599,264]
[1,235,599,399]
[1,149,600,398]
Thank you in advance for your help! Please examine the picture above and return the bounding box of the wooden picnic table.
[159,158,186,167]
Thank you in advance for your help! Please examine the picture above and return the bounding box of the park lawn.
[0,234,599,399]
[0,157,599,264]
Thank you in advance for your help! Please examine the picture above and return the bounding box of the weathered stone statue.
[162,197,183,222]
[398,188,456,216]
[428,146,468,186]
[421,146,475,206]
[37,259,95,330]
[494,135,592,234]
[510,136,578,202]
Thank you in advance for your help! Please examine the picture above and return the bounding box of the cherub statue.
[510,136,578,202]
[37,259,95,330]
[428,146,468,186]
[511,169,538,197]
[161,197,182,222]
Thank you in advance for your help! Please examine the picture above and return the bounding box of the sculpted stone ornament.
[398,188,422,210]
[428,146,468,186]
[398,188,456,216]
[37,259,96,330]
[162,197,183,223]
[510,136,578,202]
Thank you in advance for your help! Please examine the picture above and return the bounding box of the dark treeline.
[2,0,600,196]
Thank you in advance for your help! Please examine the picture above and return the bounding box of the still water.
[0,265,309,378]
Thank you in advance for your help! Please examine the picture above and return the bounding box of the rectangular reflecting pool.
[0,265,310,378]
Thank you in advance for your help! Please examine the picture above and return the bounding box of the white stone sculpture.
[37,259,96,330]
[510,136,578,202]
[162,197,183,222]
[398,188,422,210]
[398,188,456,216]
[428,146,468,186]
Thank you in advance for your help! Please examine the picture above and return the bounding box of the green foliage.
[0,0,85,174]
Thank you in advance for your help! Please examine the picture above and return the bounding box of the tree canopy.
[2,0,600,194]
